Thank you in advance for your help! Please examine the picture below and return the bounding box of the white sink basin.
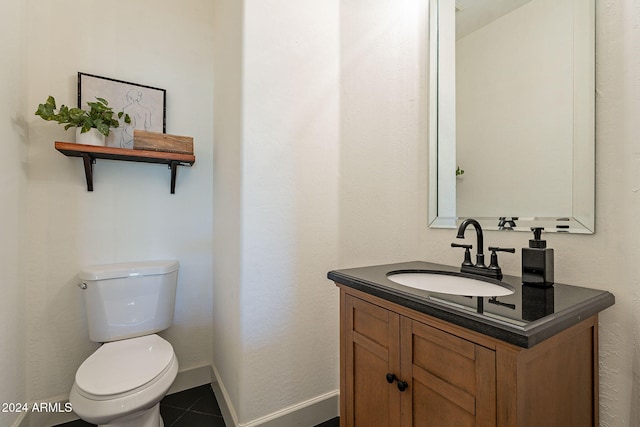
[386,271,514,297]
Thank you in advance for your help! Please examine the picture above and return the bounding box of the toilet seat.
[75,334,174,400]
[69,340,178,425]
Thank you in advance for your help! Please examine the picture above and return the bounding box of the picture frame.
[78,72,166,149]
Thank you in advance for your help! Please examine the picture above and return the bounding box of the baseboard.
[11,412,28,427]
[240,390,339,427]
[167,362,213,395]
[210,364,241,426]
[210,365,339,427]
[15,364,213,427]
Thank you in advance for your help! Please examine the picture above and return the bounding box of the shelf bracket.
[169,161,179,194]
[81,153,95,192]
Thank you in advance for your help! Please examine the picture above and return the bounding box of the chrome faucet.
[452,218,514,280]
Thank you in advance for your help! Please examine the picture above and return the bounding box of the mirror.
[428,0,595,233]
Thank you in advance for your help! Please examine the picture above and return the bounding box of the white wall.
[212,0,243,417]
[0,0,28,425]
[239,0,340,422]
[212,1,425,423]
[24,0,214,403]
[339,0,428,266]
[211,1,341,424]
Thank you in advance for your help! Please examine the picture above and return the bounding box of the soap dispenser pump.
[522,227,554,287]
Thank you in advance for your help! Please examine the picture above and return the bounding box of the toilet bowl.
[69,334,178,427]
[70,260,180,427]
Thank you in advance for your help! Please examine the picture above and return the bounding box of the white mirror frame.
[428,0,595,234]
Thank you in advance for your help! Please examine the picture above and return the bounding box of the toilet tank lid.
[78,260,179,281]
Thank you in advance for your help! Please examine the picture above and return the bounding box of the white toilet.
[69,260,180,427]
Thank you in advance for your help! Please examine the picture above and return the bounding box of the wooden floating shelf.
[55,141,196,194]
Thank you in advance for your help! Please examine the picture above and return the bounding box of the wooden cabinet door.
[400,317,496,427]
[344,295,401,427]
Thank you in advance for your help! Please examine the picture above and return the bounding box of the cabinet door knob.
[397,380,408,392]
[386,373,397,384]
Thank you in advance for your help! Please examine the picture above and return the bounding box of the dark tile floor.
[55,384,339,427]
[315,417,340,427]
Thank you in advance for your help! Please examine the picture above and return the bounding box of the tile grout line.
[165,408,188,427]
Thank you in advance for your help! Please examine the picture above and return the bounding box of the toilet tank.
[78,260,179,343]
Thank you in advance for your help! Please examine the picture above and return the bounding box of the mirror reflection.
[429,0,595,233]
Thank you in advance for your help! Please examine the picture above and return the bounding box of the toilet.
[69,260,180,427]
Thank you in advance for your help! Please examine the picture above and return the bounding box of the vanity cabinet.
[339,287,599,427]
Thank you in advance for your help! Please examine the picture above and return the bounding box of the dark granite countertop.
[328,261,615,348]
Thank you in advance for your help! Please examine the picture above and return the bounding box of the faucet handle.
[487,247,515,271]
[451,242,472,249]
[451,242,474,267]
[488,246,516,253]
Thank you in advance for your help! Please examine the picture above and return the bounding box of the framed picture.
[78,72,166,149]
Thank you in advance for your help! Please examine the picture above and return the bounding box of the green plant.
[35,96,131,137]
[456,166,465,176]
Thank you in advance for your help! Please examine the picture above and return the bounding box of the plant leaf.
[35,94,126,135]
[46,96,56,109]
[97,123,110,136]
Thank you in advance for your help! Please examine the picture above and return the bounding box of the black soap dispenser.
[522,227,554,287]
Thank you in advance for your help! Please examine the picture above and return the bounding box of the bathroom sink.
[386,270,515,297]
